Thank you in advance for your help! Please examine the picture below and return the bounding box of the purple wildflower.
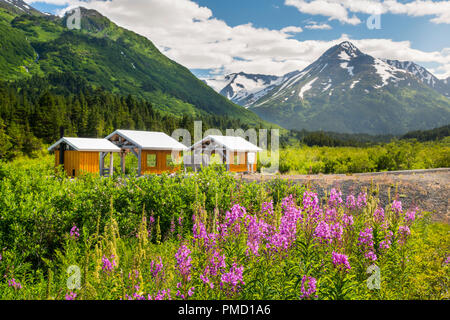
[8,278,22,290]
[346,195,356,210]
[374,207,385,223]
[328,188,343,207]
[175,245,192,283]
[331,252,351,272]
[314,221,332,244]
[65,292,77,300]
[102,255,117,273]
[300,275,317,299]
[220,263,245,296]
[398,225,411,246]
[150,257,164,280]
[70,225,80,240]
[392,200,402,215]
[357,192,367,208]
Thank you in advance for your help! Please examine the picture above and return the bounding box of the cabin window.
[166,154,175,167]
[147,154,156,167]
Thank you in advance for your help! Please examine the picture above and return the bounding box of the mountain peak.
[0,0,43,16]
[321,41,362,62]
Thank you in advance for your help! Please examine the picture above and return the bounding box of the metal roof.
[106,130,188,151]
[190,135,262,152]
[48,138,121,152]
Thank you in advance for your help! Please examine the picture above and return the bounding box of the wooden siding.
[55,150,99,177]
[229,152,257,173]
[141,150,181,175]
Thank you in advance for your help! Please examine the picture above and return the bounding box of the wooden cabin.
[48,138,121,177]
[188,135,262,173]
[106,130,187,175]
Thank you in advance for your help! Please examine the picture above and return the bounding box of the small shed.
[48,137,121,177]
[189,135,262,173]
[106,130,188,175]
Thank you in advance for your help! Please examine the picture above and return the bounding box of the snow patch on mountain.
[299,77,317,99]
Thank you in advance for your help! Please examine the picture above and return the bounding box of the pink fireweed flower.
[330,223,343,242]
[102,255,117,273]
[342,213,354,228]
[378,229,393,252]
[8,278,22,290]
[220,263,245,296]
[148,216,155,238]
[328,188,343,207]
[261,201,274,219]
[150,257,164,280]
[303,191,319,212]
[70,225,80,240]
[331,252,351,272]
[149,289,172,300]
[314,221,332,244]
[357,192,367,208]
[379,240,391,250]
[358,228,377,262]
[346,195,356,210]
[374,207,385,223]
[225,204,246,226]
[398,225,411,246]
[391,200,402,216]
[404,209,416,224]
[278,196,302,249]
[444,256,450,265]
[300,275,317,299]
[65,292,77,300]
[175,245,192,283]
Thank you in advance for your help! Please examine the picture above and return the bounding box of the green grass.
[275,138,450,174]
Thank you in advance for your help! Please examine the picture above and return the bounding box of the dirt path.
[242,168,450,224]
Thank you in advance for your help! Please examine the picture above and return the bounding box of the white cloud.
[24,0,450,79]
[304,21,333,29]
[285,0,450,25]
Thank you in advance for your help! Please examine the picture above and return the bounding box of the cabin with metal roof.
[188,135,262,173]
[106,130,188,175]
[48,138,121,177]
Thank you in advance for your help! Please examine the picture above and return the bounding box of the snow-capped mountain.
[205,72,283,107]
[384,59,450,98]
[0,0,42,15]
[234,41,450,134]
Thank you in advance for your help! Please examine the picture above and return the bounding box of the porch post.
[120,151,125,174]
[100,152,104,176]
[110,152,114,177]
[137,148,142,176]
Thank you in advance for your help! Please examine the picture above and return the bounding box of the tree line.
[0,72,254,160]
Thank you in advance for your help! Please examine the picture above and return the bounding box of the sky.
[24,0,450,81]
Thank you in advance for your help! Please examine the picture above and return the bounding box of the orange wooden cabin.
[106,130,188,176]
[48,138,121,177]
[187,135,261,173]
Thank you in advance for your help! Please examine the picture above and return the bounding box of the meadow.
[278,138,450,174]
[0,155,448,300]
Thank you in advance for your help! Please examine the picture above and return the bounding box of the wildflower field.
[0,156,448,300]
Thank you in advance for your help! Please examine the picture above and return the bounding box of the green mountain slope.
[0,5,264,125]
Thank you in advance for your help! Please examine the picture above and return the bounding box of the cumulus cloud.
[24,0,450,79]
[304,21,333,30]
[285,0,450,25]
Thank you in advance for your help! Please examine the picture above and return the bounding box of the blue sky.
[26,0,450,79]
